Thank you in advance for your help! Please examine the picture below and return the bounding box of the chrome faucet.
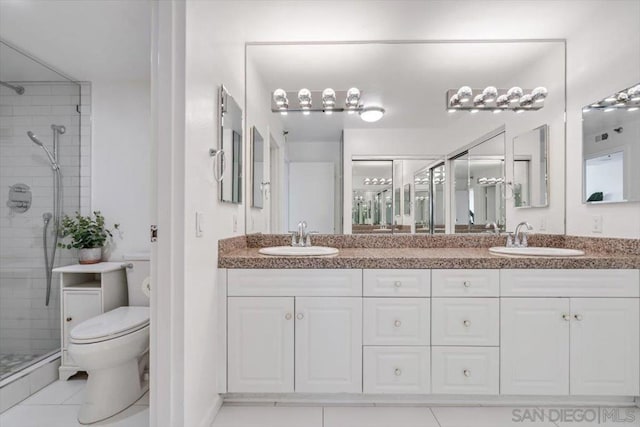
[290,220,316,247]
[485,222,499,235]
[513,222,533,247]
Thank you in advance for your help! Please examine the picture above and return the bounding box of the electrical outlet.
[592,215,603,233]
[232,215,238,233]
[539,217,547,232]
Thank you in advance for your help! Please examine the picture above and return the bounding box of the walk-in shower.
[0,40,83,382]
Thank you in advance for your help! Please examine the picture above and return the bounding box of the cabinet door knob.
[285,313,292,320]
[296,313,304,320]
[394,281,402,288]
[463,320,471,327]
[394,320,402,328]
[573,314,583,321]
[463,369,471,377]
[394,368,402,376]
[463,281,471,288]
[66,317,72,322]
[562,314,570,321]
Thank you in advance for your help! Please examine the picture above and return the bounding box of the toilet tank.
[124,252,150,307]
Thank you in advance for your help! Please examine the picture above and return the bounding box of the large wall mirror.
[245,41,566,234]
[219,85,243,204]
[582,83,640,204]
[251,126,264,209]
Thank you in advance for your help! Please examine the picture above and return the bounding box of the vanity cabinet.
[226,270,363,393]
[501,270,640,397]
[223,268,640,398]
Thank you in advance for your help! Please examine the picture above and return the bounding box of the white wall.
[91,79,151,260]
[178,0,640,424]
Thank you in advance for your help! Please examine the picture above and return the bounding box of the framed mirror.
[219,85,243,204]
[251,126,264,209]
[582,83,640,204]
[513,124,549,208]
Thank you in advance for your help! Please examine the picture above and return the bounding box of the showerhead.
[26,131,59,170]
[27,131,44,146]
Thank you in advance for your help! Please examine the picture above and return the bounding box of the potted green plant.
[58,211,119,264]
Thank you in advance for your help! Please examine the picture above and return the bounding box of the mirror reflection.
[583,83,640,203]
[513,125,549,208]
[251,127,264,209]
[220,86,243,204]
[245,41,566,234]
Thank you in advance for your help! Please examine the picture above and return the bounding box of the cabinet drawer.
[363,346,430,394]
[432,270,499,297]
[432,298,499,346]
[432,346,499,395]
[227,269,362,296]
[364,298,430,346]
[501,269,640,297]
[363,269,430,297]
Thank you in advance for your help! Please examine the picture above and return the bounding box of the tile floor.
[2,379,639,427]
[212,404,640,427]
[0,377,149,427]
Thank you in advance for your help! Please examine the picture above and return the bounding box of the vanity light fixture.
[531,86,548,103]
[360,106,385,122]
[481,86,498,103]
[446,86,546,113]
[583,83,640,112]
[507,87,524,103]
[628,85,640,101]
[346,87,361,113]
[457,86,473,103]
[322,88,336,114]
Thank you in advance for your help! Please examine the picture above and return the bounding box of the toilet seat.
[71,306,150,344]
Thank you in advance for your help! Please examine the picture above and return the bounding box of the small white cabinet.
[54,263,127,380]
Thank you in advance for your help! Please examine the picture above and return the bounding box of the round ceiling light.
[360,106,385,122]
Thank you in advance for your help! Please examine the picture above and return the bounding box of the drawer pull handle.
[463,369,471,377]
[463,281,471,288]
[463,320,471,327]
[66,317,72,322]
[285,313,292,320]
[562,314,570,321]
[573,314,583,321]
[394,368,402,376]
[394,281,402,288]
[394,320,402,328]
[296,313,304,320]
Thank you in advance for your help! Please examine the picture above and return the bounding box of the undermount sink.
[489,246,585,257]
[258,246,339,257]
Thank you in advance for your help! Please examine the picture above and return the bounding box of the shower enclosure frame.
[0,38,85,387]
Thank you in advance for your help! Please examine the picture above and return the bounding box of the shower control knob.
[66,317,72,322]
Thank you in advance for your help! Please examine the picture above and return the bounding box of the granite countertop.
[218,246,640,269]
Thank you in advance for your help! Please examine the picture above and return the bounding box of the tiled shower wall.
[0,82,91,362]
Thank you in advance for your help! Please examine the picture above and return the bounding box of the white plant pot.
[79,247,102,264]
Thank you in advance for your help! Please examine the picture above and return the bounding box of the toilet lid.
[70,306,149,343]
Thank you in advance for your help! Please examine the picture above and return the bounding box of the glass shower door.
[0,41,82,380]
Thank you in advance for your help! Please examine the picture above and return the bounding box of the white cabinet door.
[295,297,362,393]
[501,298,570,395]
[63,290,102,349]
[570,298,640,396]
[227,297,294,393]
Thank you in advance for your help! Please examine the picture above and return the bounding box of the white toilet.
[68,253,150,425]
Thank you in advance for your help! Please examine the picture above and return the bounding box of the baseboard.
[200,394,224,427]
[222,393,636,408]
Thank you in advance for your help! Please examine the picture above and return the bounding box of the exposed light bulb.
[273,88,288,106]
[482,86,498,103]
[457,86,473,103]
[298,88,312,108]
[531,86,548,103]
[346,87,360,108]
[507,87,523,103]
[473,94,485,108]
[322,88,336,109]
[519,94,534,107]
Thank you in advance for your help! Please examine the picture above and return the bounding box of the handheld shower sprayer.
[27,131,60,170]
